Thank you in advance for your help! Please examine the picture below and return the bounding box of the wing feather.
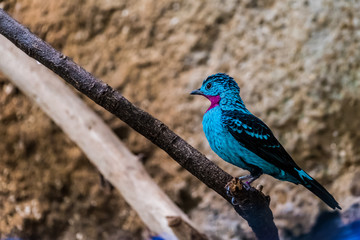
[222,110,299,175]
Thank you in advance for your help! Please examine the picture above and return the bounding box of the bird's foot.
[231,196,240,205]
[226,177,270,206]
[225,178,235,197]
[243,181,252,191]
[225,177,245,206]
[226,185,231,197]
[237,175,255,190]
[243,176,258,190]
[238,174,252,181]
[241,170,262,190]
[226,183,240,205]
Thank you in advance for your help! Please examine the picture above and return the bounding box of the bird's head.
[191,73,242,112]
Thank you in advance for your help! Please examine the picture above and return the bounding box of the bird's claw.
[225,176,256,206]
[225,178,243,206]
[226,185,233,198]
[226,185,240,206]
[238,175,251,181]
[231,197,239,205]
[243,181,251,191]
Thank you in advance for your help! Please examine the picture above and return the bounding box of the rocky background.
[1,0,360,239]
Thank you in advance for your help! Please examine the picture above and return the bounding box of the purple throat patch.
[206,95,221,112]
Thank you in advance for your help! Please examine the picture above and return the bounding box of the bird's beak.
[190,89,203,96]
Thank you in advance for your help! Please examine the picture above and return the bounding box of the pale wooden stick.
[0,34,195,239]
[167,217,209,240]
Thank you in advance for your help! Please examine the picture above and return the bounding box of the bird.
[190,73,341,210]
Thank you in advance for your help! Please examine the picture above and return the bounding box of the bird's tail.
[295,168,341,210]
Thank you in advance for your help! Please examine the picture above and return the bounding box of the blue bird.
[191,73,341,210]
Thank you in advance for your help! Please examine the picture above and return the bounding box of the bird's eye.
[205,82,212,90]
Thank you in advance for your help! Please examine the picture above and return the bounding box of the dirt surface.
[1,0,360,239]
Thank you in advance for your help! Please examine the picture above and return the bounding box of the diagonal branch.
[0,9,279,240]
[0,34,197,239]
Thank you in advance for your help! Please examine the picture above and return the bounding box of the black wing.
[222,110,300,175]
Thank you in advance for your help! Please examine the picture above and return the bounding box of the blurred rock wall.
[1,0,360,239]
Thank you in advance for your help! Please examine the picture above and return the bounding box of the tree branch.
[0,34,198,239]
[0,9,279,240]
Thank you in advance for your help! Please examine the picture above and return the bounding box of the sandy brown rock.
[1,0,360,239]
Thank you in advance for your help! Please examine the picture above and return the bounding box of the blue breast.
[202,106,254,170]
